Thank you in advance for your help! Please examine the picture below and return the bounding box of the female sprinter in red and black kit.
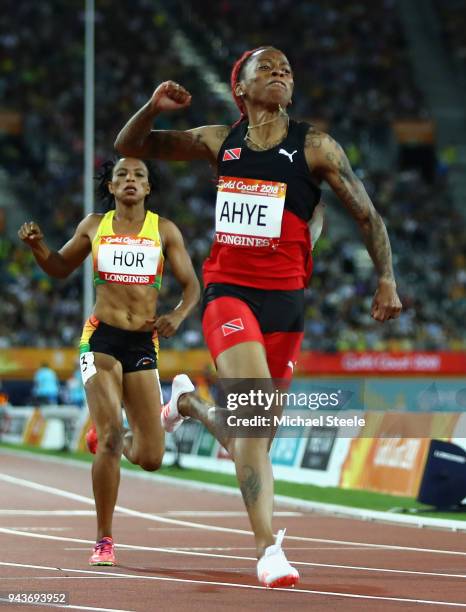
[115,46,402,587]
[18,158,200,567]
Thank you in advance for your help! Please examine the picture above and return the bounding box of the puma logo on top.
[279,148,297,163]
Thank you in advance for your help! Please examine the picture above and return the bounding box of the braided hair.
[95,157,158,210]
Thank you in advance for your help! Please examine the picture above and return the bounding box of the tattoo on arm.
[215,126,230,141]
[151,126,229,161]
[152,132,177,157]
[304,126,326,150]
[360,210,395,281]
[148,130,205,160]
[333,151,369,219]
[238,464,261,508]
[315,133,395,281]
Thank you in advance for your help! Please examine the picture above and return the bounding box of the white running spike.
[275,528,286,548]
[161,374,195,433]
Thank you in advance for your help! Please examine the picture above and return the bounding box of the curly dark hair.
[94,157,158,210]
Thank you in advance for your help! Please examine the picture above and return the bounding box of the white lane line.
[1,561,466,608]
[3,447,466,533]
[1,529,466,579]
[0,599,134,612]
[88,545,386,551]
[0,511,96,517]
[146,527,203,531]
[1,473,466,557]
[5,528,70,532]
[237,546,415,552]
[163,511,302,517]
[0,510,300,518]
[0,577,132,580]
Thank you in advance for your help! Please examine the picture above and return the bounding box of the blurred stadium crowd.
[436,0,466,75]
[0,0,464,352]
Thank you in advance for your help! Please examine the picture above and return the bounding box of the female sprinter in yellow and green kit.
[18,157,200,566]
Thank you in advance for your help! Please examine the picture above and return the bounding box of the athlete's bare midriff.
[94,282,158,331]
[85,210,161,331]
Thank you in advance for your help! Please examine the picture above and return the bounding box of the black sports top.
[202,119,322,290]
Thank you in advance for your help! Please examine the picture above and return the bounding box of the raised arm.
[153,218,201,338]
[306,129,402,321]
[114,81,229,164]
[18,215,97,279]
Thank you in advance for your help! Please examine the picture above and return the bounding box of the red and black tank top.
[202,119,321,290]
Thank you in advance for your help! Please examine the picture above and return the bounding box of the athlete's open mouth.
[124,186,137,193]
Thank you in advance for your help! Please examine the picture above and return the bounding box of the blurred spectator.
[437,142,459,179]
[435,0,466,74]
[0,381,9,406]
[175,0,430,131]
[0,0,464,353]
[33,363,60,405]
[63,365,86,408]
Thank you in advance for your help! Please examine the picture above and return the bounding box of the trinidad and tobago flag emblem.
[222,148,242,161]
[221,318,244,336]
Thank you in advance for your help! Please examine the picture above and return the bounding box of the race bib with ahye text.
[215,176,287,248]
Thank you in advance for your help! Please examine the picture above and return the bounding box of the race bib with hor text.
[97,235,160,285]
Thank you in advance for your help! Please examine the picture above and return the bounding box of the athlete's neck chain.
[244,106,289,151]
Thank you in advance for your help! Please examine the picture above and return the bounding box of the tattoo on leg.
[239,464,261,508]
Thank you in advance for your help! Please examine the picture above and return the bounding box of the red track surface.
[0,450,466,611]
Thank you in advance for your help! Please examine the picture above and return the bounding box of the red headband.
[230,47,266,126]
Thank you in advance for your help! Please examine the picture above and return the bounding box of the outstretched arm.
[152,218,201,338]
[18,216,96,279]
[114,81,229,163]
[306,129,402,321]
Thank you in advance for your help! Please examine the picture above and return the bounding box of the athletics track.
[0,449,465,611]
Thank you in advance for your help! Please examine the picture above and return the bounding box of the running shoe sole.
[89,560,115,567]
[263,574,299,588]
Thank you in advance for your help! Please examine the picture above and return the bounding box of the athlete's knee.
[140,460,162,472]
[178,391,195,416]
[137,449,164,472]
[99,425,123,456]
[139,455,163,472]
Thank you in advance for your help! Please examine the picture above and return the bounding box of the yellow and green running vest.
[92,210,164,289]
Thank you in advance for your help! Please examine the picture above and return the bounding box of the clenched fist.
[18,221,44,246]
[371,279,402,322]
[149,81,192,113]
[146,310,185,338]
